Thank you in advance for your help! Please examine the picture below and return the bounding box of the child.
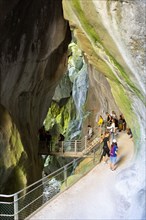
[110,139,118,171]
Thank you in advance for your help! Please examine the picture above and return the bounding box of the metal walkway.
[38,135,102,157]
[0,135,103,220]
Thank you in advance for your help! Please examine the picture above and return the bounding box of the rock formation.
[46,42,120,140]
[62,0,145,218]
[0,0,145,218]
[0,0,71,193]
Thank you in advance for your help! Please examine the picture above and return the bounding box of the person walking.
[121,114,127,131]
[87,125,93,140]
[58,133,65,150]
[38,126,46,149]
[46,131,52,152]
[97,115,104,135]
[100,132,110,163]
[118,115,123,132]
[107,118,116,142]
[110,139,118,171]
[106,112,112,126]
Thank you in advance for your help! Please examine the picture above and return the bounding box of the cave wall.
[0,105,26,194]
[0,4,145,219]
[0,0,71,193]
[85,63,121,127]
[62,0,146,218]
[63,0,145,146]
[44,42,88,141]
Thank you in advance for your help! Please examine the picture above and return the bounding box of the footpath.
[29,131,134,220]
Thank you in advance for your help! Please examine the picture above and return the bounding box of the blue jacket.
[110,145,118,157]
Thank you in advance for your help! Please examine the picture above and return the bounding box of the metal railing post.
[14,193,18,220]
[64,165,67,188]
[93,150,96,165]
[85,136,87,151]
[75,140,77,154]
[61,141,64,154]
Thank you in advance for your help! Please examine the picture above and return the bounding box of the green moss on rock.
[64,0,145,105]
[3,166,27,194]
[110,80,140,143]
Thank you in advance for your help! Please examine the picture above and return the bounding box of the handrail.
[0,157,82,198]
[0,131,103,220]
[22,131,101,196]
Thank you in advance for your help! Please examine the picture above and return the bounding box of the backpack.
[110,145,117,156]
[110,146,114,156]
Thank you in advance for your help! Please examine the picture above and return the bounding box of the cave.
[0,0,145,219]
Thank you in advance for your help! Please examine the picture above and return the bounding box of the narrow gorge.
[0,0,145,219]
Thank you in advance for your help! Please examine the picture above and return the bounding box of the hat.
[113,139,117,143]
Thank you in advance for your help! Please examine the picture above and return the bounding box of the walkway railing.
[54,138,86,153]
[58,122,106,154]
[40,125,103,157]
[0,141,103,220]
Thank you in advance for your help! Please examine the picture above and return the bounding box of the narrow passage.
[29,131,134,220]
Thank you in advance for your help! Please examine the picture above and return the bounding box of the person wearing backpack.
[110,139,118,171]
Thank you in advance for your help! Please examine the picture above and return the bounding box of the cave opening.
[0,0,145,218]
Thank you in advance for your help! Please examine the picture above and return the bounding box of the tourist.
[107,118,116,141]
[55,134,65,152]
[111,111,118,128]
[111,111,116,119]
[97,115,104,135]
[46,130,52,152]
[106,112,112,126]
[87,125,93,140]
[97,115,104,126]
[59,133,65,144]
[127,128,133,138]
[59,133,65,142]
[100,132,110,163]
[38,126,46,149]
[118,115,123,132]
[121,114,126,131]
[110,139,118,171]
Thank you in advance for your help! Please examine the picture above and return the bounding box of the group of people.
[87,111,132,171]
[98,111,128,141]
[38,126,66,153]
[106,111,126,130]
[87,111,128,141]
[99,111,133,171]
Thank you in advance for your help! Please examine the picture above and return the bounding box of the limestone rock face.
[63,0,146,218]
[0,0,71,192]
[85,63,121,126]
[63,0,145,138]
[0,1,145,218]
